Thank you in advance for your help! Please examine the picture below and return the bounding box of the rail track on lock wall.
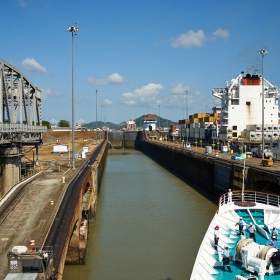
[44,140,105,275]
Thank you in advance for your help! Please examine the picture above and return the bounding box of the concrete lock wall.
[213,163,233,193]
[108,131,123,148]
[138,140,280,196]
[108,131,140,149]
[64,142,108,268]
[0,147,20,197]
[124,131,139,149]
[139,141,216,193]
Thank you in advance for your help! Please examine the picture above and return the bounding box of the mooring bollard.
[62,176,65,183]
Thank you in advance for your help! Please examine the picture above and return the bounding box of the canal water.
[64,149,217,280]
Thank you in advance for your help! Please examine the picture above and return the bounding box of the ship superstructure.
[212,70,280,142]
[190,191,280,280]
[125,119,136,130]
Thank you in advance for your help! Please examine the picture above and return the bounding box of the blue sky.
[2,0,280,125]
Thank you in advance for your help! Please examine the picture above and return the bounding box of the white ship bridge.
[212,70,280,143]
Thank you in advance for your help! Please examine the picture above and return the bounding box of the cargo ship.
[177,68,280,159]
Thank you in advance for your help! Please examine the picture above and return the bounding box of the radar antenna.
[247,66,253,74]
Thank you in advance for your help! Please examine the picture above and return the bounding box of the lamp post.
[258,49,267,160]
[242,145,247,202]
[158,104,160,129]
[95,89,98,142]
[66,24,78,169]
[185,90,189,144]
[101,104,105,132]
[100,104,104,130]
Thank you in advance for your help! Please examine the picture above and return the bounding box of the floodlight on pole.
[101,104,103,129]
[258,48,267,160]
[158,104,160,129]
[95,89,98,142]
[66,24,78,169]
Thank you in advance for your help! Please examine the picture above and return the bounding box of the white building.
[53,143,69,153]
[51,123,86,132]
[143,114,157,131]
[212,71,280,142]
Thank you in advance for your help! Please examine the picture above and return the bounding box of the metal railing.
[0,123,47,133]
[218,191,280,212]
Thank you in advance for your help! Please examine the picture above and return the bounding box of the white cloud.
[108,73,124,84]
[120,83,163,106]
[212,28,229,40]
[104,99,112,105]
[41,88,61,99]
[49,119,59,125]
[165,87,202,113]
[76,119,87,124]
[171,28,229,48]
[19,0,27,8]
[86,73,125,86]
[21,58,48,73]
[171,30,205,48]
[171,83,190,95]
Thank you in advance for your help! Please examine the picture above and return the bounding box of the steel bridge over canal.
[0,58,46,195]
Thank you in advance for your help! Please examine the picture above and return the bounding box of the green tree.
[58,120,70,127]
[42,120,51,129]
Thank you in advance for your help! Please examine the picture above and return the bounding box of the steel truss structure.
[0,58,46,147]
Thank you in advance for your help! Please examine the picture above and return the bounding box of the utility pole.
[66,24,78,169]
[185,90,189,144]
[258,48,267,160]
[158,104,160,129]
[95,89,98,142]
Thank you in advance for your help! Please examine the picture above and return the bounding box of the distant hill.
[82,115,177,130]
